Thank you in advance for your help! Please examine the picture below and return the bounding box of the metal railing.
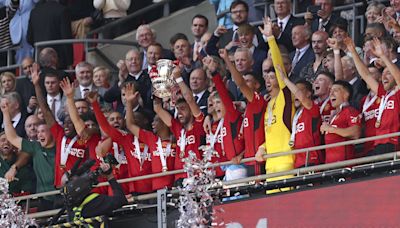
[0,45,21,73]
[15,131,400,219]
[26,151,400,219]
[33,39,138,71]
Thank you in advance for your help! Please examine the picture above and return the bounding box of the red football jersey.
[315,97,335,123]
[325,106,360,163]
[170,114,205,181]
[93,101,152,193]
[293,103,322,168]
[359,93,380,156]
[139,129,176,190]
[205,119,227,177]
[243,92,267,166]
[51,123,100,188]
[374,84,400,147]
[94,140,134,195]
[212,73,245,160]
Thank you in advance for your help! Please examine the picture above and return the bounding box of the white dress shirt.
[79,84,93,99]
[47,93,62,123]
[277,14,291,33]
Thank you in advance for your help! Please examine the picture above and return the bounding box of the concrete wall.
[89,1,217,68]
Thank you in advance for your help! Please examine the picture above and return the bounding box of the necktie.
[193,42,201,61]
[194,95,199,103]
[82,88,89,98]
[232,28,239,43]
[292,49,301,69]
[279,22,283,31]
[51,98,56,116]
[318,18,324,31]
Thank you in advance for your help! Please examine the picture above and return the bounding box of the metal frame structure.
[15,131,400,228]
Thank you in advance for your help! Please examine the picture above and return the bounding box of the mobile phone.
[307,5,322,17]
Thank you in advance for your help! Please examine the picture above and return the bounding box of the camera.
[61,154,119,207]
[307,5,321,17]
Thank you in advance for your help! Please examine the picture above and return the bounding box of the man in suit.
[237,24,267,80]
[104,49,153,115]
[43,68,66,124]
[341,56,368,109]
[191,14,209,62]
[273,0,304,53]
[172,37,202,85]
[74,62,99,100]
[217,0,266,50]
[136,24,174,70]
[289,25,315,83]
[16,57,36,115]
[0,92,27,138]
[304,0,344,34]
[227,47,255,101]
[27,0,73,69]
[189,68,210,115]
[145,43,163,73]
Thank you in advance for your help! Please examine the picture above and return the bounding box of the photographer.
[304,0,345,33]
[71,162,128,220]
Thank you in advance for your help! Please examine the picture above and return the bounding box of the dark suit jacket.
[310,13,345,34]
[15,76,35,114]
[350,77,369,109]
[227,79,245,102]
[162,48,175,60]
[252,47,267,81]
[196,90,210,116]
[104,71,153,115]
[27,1,73,68]
[289,46,315,83]
[0,112,27,138]
[218,25,268,50]
[276,15,305,53]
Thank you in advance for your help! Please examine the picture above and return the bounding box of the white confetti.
[0,178,37,228]
[176,147,222,228]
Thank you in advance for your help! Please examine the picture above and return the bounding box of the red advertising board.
[214,175,400,227]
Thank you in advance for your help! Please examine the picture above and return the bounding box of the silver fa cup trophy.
[150,59,178,99]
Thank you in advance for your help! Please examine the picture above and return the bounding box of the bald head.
[39,47,58,69]
[25,115,40,140]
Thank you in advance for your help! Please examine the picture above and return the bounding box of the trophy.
[149,59,178,99]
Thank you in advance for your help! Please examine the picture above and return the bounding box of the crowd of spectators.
[0,0,400,213]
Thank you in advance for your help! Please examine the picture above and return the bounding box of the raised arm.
[0,99,22,150]
[259,17,285,90]
[95,137,113,158]
[60,78,86,136]
[153,97,172,127]
[327,38,344,80]
[203,56,237,113]
[124,83,140,137]
[219,49,255,101]
[371,37,400,86]
[0,99,30,182]
[31,63,56,127]
[344,37,379,94]
[172,65,202,117]
[277,65,313,110]
[86,92,123,142]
